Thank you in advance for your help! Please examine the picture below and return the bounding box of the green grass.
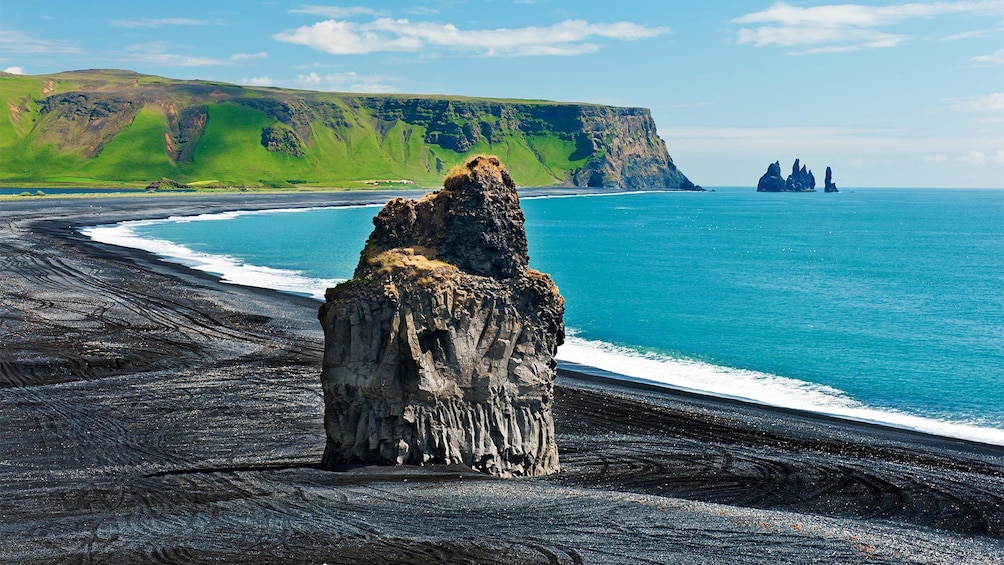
[81,106,175,181]
[526,134,591,179]
[0,75,42,140]
[427,134,568,187]
[184,103,278,183]
[0,69,614,188]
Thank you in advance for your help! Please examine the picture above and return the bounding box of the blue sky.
[2,1,1002,187]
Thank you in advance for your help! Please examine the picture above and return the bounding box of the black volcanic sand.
[1,193,1002,564]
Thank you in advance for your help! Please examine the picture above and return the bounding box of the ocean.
[83,187,1004,445]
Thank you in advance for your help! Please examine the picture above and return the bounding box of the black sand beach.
[1,193,1002,564]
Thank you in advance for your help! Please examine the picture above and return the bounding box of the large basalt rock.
[757,159,817,192]
[824,166,839,193]
[757,161,786,192]
[318,155,565,477]
[786,159,816,192]
[260,124,305,156]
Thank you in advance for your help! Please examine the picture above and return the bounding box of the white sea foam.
[81,213,355,300]
[557,335,1004,446]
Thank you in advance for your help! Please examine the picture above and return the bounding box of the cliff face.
[1,69,697,190]
[357,99,697,190]
[569,107,696,189]
[317,155,564,477]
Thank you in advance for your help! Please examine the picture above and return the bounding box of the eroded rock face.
[786,159,816,192]
[318,155,564,477]
[824,166,839,193]
[757,161,786,192]
[757,159,817,192]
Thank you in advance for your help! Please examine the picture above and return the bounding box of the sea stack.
[757,161,786,192]
[317,155,565,478]
[757,159,817,192]
[824,166,839,192]
[785,159,816,192]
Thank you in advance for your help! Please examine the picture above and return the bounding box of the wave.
[81,211,356,300]
[556,335,1004,446]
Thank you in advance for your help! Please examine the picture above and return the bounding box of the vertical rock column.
[317,155,565,477]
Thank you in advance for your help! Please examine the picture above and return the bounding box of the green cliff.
[0,69,696,190]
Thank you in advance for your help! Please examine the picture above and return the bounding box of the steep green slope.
[0,69,696,190]
[81,106,175,182]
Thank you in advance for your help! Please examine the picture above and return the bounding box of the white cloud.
[669,101,713,108]
[667,126,906,140]
[124,43,227,66]
[231,51,269,60]
[941,28,993,40]
[294,71,398,92]
[971,49,1004,64]
[111,17,210,28]
[405,6,439,16]
[951,92,1004,112]
[733,1,1004,53]
[274,18,668,57]
[736,24,903,50]
[289,6,379,18]
[3,66,25,75]
[663,125,1004,162]
[944,149,1004,166]
[734,1,1002,28]
[242,76,275,86]
[958,150,987,165]
[0,30,84,54]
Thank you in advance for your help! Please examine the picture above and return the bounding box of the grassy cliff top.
[2,68,614,108]
[1,69,684,191]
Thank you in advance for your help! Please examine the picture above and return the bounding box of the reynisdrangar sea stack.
[317,155,565,477]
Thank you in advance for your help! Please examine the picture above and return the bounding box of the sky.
[2,0,1003,188]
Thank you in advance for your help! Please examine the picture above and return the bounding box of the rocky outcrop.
[757,159,817,192]
[824,166,839,192]
[317,155,564,477]
[757,161,786,192]
[144,178,188,191]
[786,159,816,192]
[164,105,207,164]
[260,124,305,156]
[566,107,698,190]
[38,93,142,158]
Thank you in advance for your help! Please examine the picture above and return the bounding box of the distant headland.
[0,69,699,191]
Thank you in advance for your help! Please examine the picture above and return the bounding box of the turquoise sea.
[84,188,1004,445]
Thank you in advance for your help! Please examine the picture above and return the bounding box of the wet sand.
[1,193,1002,564]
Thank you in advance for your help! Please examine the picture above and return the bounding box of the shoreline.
[559,363,1004,456]
[2,193,1003,563]
[74,190,1004,449]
